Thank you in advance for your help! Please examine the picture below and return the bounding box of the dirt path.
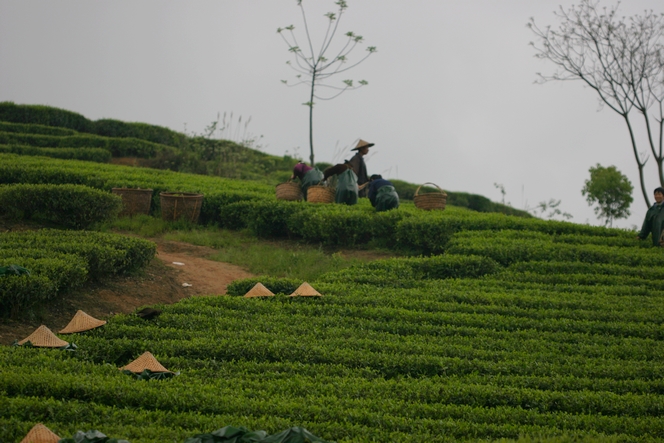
[0,240,254,345]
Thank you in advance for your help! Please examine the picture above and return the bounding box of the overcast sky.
[1,0,662,229]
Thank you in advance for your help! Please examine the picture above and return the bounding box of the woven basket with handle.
[275,181,303,201]
[307,185,335,203]
[414,182,447,211]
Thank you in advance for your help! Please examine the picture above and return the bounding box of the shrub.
[0,274,55,317]
[0,101,93,132]
[247,200,308,238]
[226,277,303,296]
[0,121,77,136]
[0,132,175,158]
[319,254,501,286]
[0,184,122,229]
[0,144,111,163]
[93,119,188,148]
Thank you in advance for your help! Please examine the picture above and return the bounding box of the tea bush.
[0,144,111,162]
[0,132,176,158]
[0,230,155,315]
[0,183,122,229]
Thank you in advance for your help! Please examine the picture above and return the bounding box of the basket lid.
[243,282,275,297]
[20,423,61,443]
[290,282,322,297]
[18,325,68,348]
[121,351,172,373]
[59,310,107,334]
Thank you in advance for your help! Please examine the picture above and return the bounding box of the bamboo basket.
[414,182,447,211]
[307,185,335,203]
[111,188,153,217]
[160,192,204,223]
[276,181,303,201]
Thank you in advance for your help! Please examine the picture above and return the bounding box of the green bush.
[0,230,156,278]
[0,184,122,229]
[288,205,374,246]
[0,255,88,293]
[394,213,627,255]
[226,277,303,296]
[0,132,175,158]
[0,255,89,315]
[93,119,188,148]
[0,144,111,163]
[0,274,55,317]
[446,231,663,267]
[319,254,501,286]
[0,121,77,136]
[0,101,93,132]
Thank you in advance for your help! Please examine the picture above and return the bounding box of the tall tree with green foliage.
[278,0,377,166]
[529,0,664,207]
[582,164,634,227]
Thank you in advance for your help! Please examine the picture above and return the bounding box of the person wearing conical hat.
[347,139,373,197]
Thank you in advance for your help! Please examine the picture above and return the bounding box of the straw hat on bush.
[19,423,60,443]
[243,283,274,298]
[290,282,322,297]
[121,351,172,374]
[59,310,106,334]
[18,325,68,348]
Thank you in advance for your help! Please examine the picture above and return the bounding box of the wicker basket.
[111,188,153,217]
[160,192,204,223]
[414,182,447,211]
[276,181,303,201]
[307,185,335,203]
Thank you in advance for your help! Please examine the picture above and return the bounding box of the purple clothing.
[293,163,313,180]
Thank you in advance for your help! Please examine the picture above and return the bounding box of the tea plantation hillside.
[0,101,528,216]
[1,222,663,442]
[1,103,663,442]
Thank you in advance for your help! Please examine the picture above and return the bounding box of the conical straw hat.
[243,282,274,298]
[18,325,68,348]
[20,423,60,443]
[290,282,322,297]
[352,139,375,150]
[121,351,172,373]
[59,310,107,334]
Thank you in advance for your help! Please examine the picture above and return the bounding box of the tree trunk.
[623,114,651,207]
[308,69,316,167]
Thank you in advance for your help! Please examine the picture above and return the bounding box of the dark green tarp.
[334,169,358,205]
[301,168,324,201]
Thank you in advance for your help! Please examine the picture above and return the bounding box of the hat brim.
[352,143,374,150]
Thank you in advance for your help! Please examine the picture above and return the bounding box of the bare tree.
[278,0,377,166]
[528,0,664,207]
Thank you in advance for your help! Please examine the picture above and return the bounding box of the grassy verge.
[98,215,390,281]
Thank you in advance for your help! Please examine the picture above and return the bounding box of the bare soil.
[0,239,254,345]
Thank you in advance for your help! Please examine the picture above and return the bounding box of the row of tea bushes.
[0,131,177,159]
[446,230,660,266]
[0,153,273,225]
[0,154,642,252]
[2,266,662,442]
[0,143,112,162]
[0,183,122,229]
[0,120,78,136]
[0,102,188,148]
[0,229,156,315]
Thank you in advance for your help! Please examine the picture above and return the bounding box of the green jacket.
[638,203,664,246]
